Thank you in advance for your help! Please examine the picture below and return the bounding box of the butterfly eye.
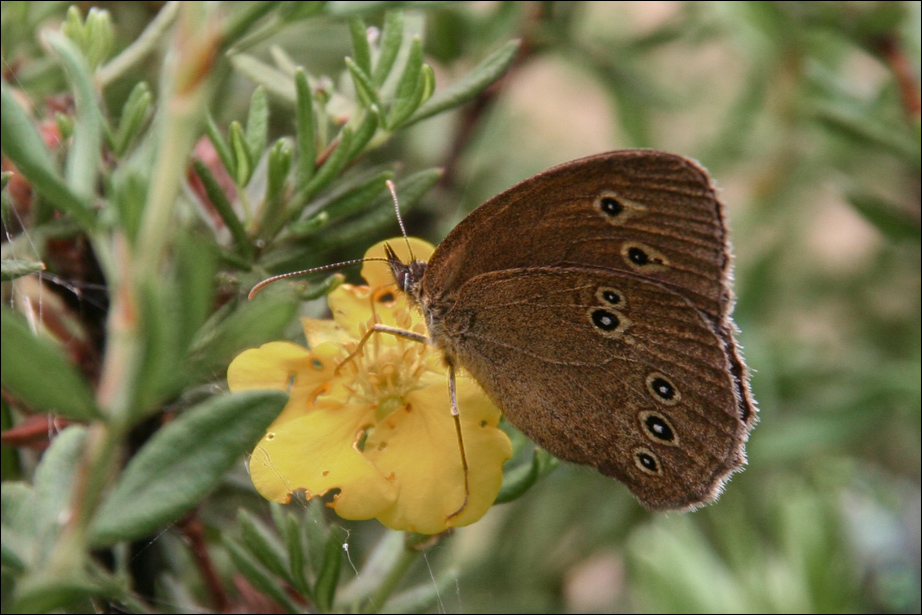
[633,447,663,476]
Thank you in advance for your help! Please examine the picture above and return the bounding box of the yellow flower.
[228,238,512,534]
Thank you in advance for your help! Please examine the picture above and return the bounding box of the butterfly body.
[389,150,757,510]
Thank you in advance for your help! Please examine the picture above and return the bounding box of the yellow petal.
[360,237,435,289]
[228,341,345,426]
[301,317,351,349]
[363,377,511,534]
[249,403,398,519]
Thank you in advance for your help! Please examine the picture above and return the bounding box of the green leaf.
[314,524,345,612]
[344,110,380,161]
[294,170,393,235]
[245,86,269,163]
[45,31,104,205]
[346,56,381,110]
[373,11,404,86]
[0,82,93,228]
[205,113,236,181]
[293,127,354,206]
[185,288,299,378]
[386,36,423,130]
[279,507,311,597]
[0,307,100,420]
[89,390,289,547]
[295,68,317,189]
[229,53,297,102]
[113,81,153,156]
[238,509,292,584]
[192,159,252,259]
[14,427,88,569]
[1,259,45,281]
[306,168,443,252]
[229,121,254,186]
[348,17,373,76]
[225,536,302,613]
[406,39,520,127]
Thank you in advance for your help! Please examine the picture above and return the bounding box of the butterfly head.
[385,242,428,305]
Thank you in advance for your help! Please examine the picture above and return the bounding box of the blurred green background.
[2,2,919,613]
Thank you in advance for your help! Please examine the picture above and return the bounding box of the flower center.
[342,311,435,419]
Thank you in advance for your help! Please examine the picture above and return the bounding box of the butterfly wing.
[437,266,745,510]
[420,150,756,509]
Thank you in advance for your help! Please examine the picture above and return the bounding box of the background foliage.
[2,2,919,613]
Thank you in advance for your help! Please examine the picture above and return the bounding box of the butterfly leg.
[446,360,471,520]
[334,324,431,375]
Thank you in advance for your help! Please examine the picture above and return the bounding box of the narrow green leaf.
[0,308,100,420]
[387,62,428,129]
[89,390,289,547]
[259,138,293,241]
[300,170,392,231]
[407,39,521,127]
[349,17,372,76]
[0,82,93,228]
[220,1,283,50]
[113,81,152,156]
[307,168,443,252]
[229,54,297,102]
[294,128,354,206]
[225,537,302,613]
[386,36,423,130]
[205,113,236,181]
[314,525,345,612]
[45,31,103,204]
[238,509,292,583]
[229,121,254,186]
[373,11,404,86]
[1,259,45,281]
[245,86,269,163]
[272,504,314,601]
[344,110,379,161]
[192,159,252,259]
[295,68,317,189]
[346,57,381,109]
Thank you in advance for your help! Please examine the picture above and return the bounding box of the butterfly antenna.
[386,180,416,261]
[247,258,387,300]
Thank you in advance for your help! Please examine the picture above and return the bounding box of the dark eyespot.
[652,378,674,400]
[633,447,662,476]
[621,242,669,272]
[600,196,623,216]
[377,291,395,304]
[628,246,650,265]
[596,286,625,306]
[645,372,681,405]
[311,359,324,371]
[591,309,619,331]
[639,411,677,445]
